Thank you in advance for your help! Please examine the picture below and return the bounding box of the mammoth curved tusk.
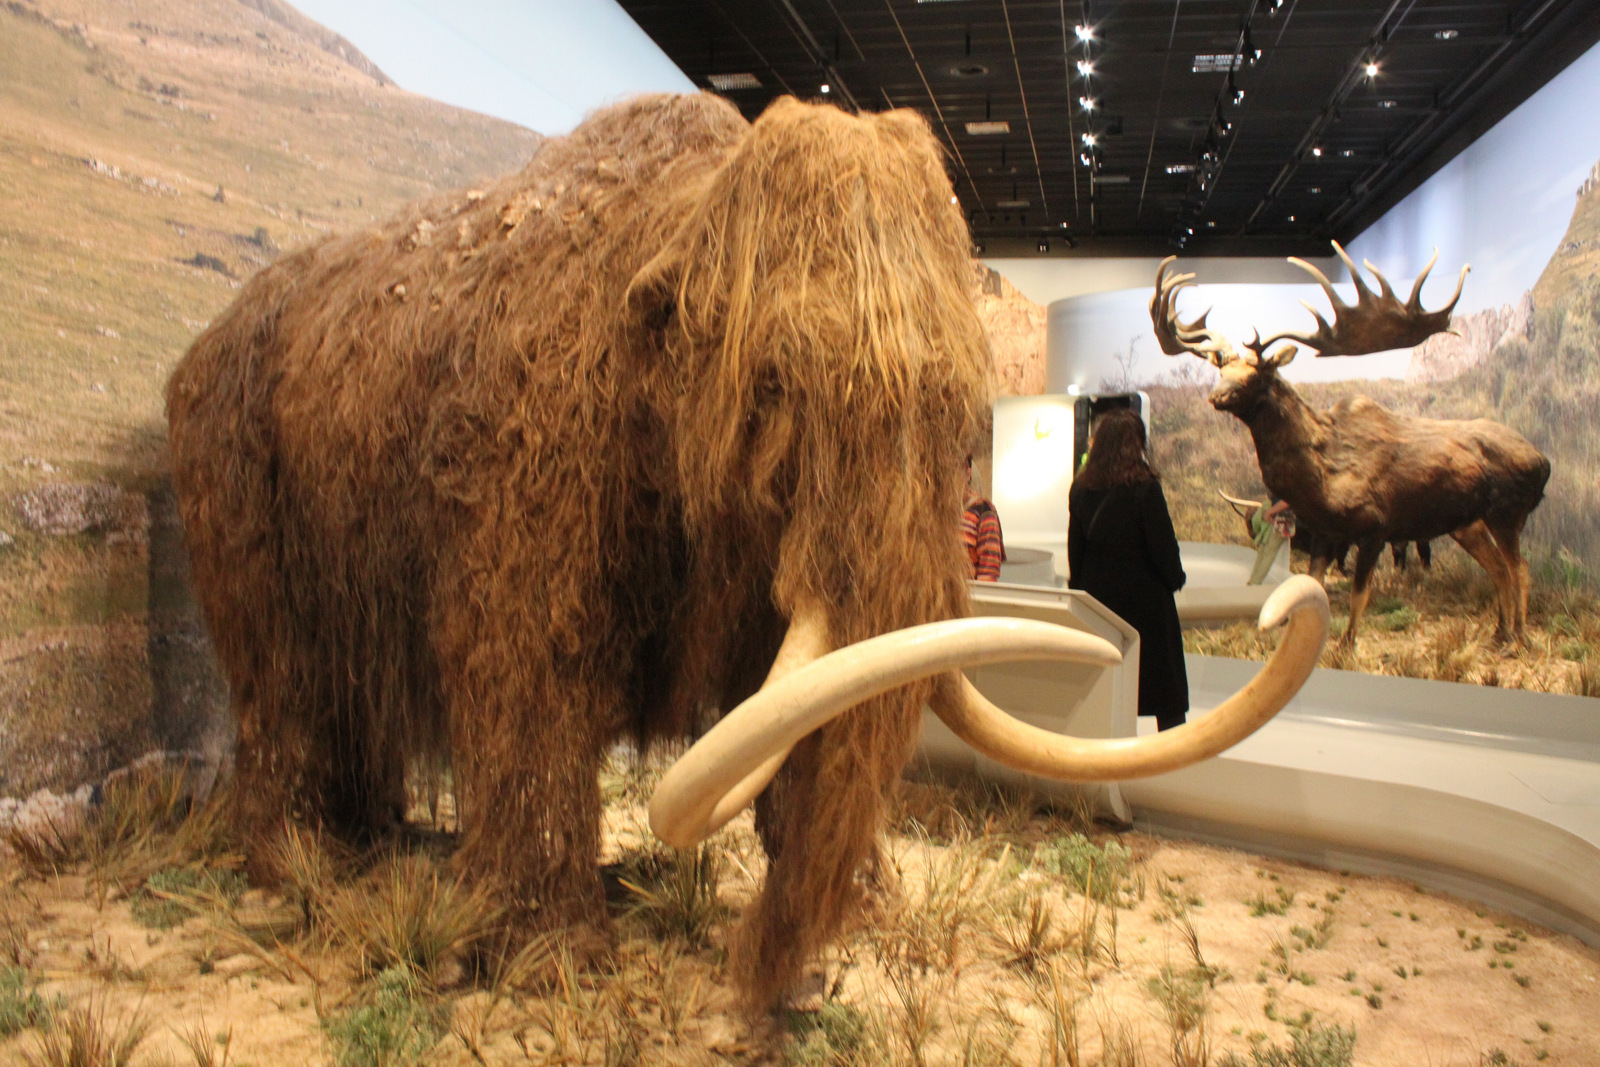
[682,607,833,844]
[929,575,1329,781]
[649,616,1123,848]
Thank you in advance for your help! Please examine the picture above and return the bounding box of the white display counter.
[926,581,1600,946]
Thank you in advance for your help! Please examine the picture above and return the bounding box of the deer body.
[1156,244,1550,648]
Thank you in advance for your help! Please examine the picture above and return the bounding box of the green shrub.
[1221,1022,1357,1067]
[130,867,247,930]
[0,966,59,1036]
[1036,834,1132,903]
[323,967,442,1067]
[786,1002,873,1066]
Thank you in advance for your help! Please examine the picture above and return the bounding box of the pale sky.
[288,0,695,135]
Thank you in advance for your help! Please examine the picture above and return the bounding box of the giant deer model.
[1152,243,1550,648]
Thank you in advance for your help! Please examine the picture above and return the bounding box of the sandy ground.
[0,775,1595,1067]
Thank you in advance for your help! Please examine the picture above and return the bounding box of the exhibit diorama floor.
[1182,546,1600,698]
[0,766,1595,1067]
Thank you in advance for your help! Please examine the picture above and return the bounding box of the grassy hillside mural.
[0,0,542,796]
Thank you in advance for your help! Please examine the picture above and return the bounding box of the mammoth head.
[629,97,993,633]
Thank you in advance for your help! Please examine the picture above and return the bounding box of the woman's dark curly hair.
[1074,408,1159,490]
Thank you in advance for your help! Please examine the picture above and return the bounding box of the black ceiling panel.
[617,0,1600,255]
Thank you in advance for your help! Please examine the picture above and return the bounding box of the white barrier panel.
[920,584,1139,822]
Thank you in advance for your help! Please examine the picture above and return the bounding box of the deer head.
[1151,242,1468,414]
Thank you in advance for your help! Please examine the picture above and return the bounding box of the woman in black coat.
[1067,409,1189,730]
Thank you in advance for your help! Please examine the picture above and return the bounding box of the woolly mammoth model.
[168,93,1328,1006]
[1153,246,1549,648]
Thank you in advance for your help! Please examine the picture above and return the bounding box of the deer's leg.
[1340,542,1383,650]
[1485,517,1531,644]
[1451,521,1513,642]
[1304,538,1331,585]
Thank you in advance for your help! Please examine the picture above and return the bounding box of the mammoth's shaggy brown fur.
[166,92,993,1004]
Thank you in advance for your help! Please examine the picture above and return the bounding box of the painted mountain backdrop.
[0,0,540,794]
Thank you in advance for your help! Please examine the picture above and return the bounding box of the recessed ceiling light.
[1192,54,1242,74]
[1165,163,1195,174]
[707,72,761,91]
[1379,99,1397,108]
[1081,132,1097,146]
[1076,60,1095,77]
[965,120,1011,135]
[1074,24,1094,42]
[1365,62,1380,77]
[1206,221,1216,228]
[1078,96,1097,110]
[950,195,958,204]
[1288,215,1296,222]
[1434,29,1459,40]
[819,83,830,94]
[1341,149,1354,157]
[1312,146,1322,157]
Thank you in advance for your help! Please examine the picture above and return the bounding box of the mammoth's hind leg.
[1452,520,1515,643]
[436,592,615,935]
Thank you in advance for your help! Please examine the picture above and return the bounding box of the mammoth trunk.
[735,453,973,1008]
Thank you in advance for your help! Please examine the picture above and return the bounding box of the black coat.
[1067,478,1189,729]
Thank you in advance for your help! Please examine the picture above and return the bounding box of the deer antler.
[1246,241,1469,359]
[1151,257,1242,367]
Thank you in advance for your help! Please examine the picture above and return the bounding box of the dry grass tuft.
[5,762,235,901]
[175,1019,234,1067]
[323,852,502,987]
[615,843,729,949]
[22,992,150,1067]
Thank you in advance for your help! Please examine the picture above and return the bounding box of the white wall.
[984,255,1337,308]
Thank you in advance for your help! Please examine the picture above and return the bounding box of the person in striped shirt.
[963,456,1006,581]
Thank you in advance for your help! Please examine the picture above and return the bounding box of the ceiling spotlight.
[1341,148,1354,157]
[1081,132,1096,146]
[1379,99,1397,108]
[1076,60,1095,77]
[1243,27,1260,65]
[1309,186,1321,194]
[1312,145,1323,157]
[1365,62,1379,78]
[1078,95,1097,110]
[1165,163,1195,175]
[1038,238,1050,253]
[1228,73,1244,105]
[1074,24,1094,42]
[1060,221,1070,228]
[973,241,986,255]
[1079,152,1092,166]
[950,195,958,204]
[1207,220,1216,228]
[1434,28,1459,40]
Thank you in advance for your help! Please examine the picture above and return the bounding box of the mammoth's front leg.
[740,681,925,1009]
